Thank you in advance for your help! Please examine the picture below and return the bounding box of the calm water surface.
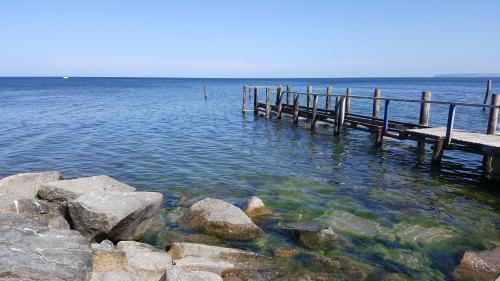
[0,77,499,280]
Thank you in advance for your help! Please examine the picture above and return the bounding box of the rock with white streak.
[69,191,163,241]
[0,171,63,198]
[38,175,136,203]
[181,198,263,240]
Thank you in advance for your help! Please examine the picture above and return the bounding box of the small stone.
[38,175,136,203]
[281,222,342,248]
[181,198,263,240]
[273,247,299,258]
[454,247,500,280]
[0,171,63,198]
[243,196,271,217]
[116,241,172,281]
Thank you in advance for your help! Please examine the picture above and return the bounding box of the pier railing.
[241,84,500,173]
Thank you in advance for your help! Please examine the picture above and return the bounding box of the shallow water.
[0,77,499,280]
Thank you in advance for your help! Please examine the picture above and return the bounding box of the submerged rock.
[164,231,222,246]
[0,171,63,198]
[310,254,375,280]
[69,190,163,241]
[0,213,92,281]
[326,210,394,240]
[273,247,299,258]
[454,247,500,280]
[393,223,456,245]
[181,198,263,240]
[38,175,136,203]
[243,196,271,217]
[281,222,342,248]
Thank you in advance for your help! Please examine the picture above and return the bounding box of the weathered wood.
[445,104,457,147]
[383,100,390,134]
[293,93,300,124]
[277,86,284,119]
[333,97,341,136]
[311,94,319,130]
[345,88,352,115]
[483,94,500,174]
[483,80,492,111]
[372,89,381,120]
[326,86,333,112]
[432,138,444,165]
[253,87,259,115]
[286,85,291,107]
[336,96,346,135]
[242,85,247,113]
[265,87,271,120]
[374,127,383,146]
[418,91,432,146]
[306,85,312,111]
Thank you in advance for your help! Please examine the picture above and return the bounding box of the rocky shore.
[0,171,499,280]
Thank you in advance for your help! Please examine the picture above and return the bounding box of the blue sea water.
[0,77,499,280]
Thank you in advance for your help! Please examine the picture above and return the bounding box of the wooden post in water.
[204,86,208,100]
[306,86,312,111]
[418,91,432,146]
[325,86,333,112]
[242,84,247,113]
[444,104,457,147]
[345,88,352,115]
[311,94,319,130]
[374,127,383,146]
[334,96,341,136]
[286,85,291,108]
[293,93,300,125]
[372,89,381,119]
[253,87,259,115]
[483,94,500,174]
[483,80,492,111]
[265,87,271,120]
[431,138,444,166]
[335,96,346,135]
[277,86,283,119]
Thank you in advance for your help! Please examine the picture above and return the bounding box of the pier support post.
[418,91,432,146]
[431,138,444,166]
[374,127,383,146]
[293,93,300,125]
[307,86,312,111]
[335,96,346,135]
[326,86,333,112]
[311,94,319,130]
[286,85,291,108]
[265,87,271,120]
[445,104,457,147]
[242,84,247,113]
[372,89,381,130]
[277,86,283,119]
[345,88,352,115]
[253,87,259,115]
[483,80,492,111]
[483,94,500,174]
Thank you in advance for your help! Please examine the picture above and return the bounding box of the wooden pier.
[241,84,500,175]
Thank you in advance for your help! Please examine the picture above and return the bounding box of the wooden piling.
[293,93,299,124]
[336,96,346,135]
[326,86,333,112]
[334,97,341,135]
[265,87,271,120]
[431,138,444,165]
[483,94,500,174]
[277,86,283,119]
[372,89,381,120]
[306,86,312,111]
[204,86,208,100]
[311,94,319,130]
[374,127,383,146]
[286,85,291,108]
[418,91,432,146]
[444,104,457,147]
[253,87,259,115]
[345,88,352,115]
[242,85,247,113]
[483,80,492,111]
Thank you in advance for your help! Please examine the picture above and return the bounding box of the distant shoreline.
[434,73,500,78]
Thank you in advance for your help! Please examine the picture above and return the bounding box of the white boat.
[62,76,69,79]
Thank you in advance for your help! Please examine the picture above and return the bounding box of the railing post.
[311,94,319,130]
[286,85,291,108]
[383,100,390,134]
[326,86,333,112]
[483,94,500,174]
[345,88,352,115]
[253,87,259,115]
[335,96,346,135]
[483,80,492,111]
[418,91,432,146]
[444,103,457,147]
[372,89,382,129]
[293,93,299,125]
[277,86,283,119]
[265,87,271,120]
[242,84,247,113]
[306,85,312,111]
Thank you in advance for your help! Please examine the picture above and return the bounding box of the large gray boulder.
[0,171,63,198]
[181,198,263,240]
[0,213,93,281]
[38,175,136,203]
[0,194,69,229]
[454,247,500,280]
[68,190,163,241]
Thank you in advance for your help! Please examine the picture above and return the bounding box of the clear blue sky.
[1,0,499,77]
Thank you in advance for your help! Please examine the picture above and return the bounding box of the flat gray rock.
[0,213,92,281]
[38,175,136,203]
[116,241,172,281]
[68,191,163,241]
[91,271,147,281]
[181,198,263,240]
[166,267,223,281]
[281,222,342,248]
[0,171,63,198]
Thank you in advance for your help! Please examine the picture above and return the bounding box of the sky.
[1,0,499,78]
